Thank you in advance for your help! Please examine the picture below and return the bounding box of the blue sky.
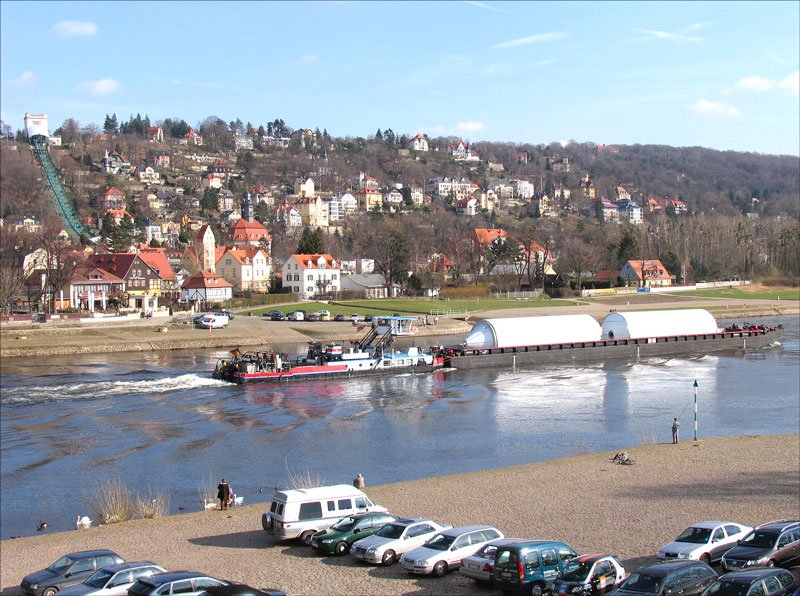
[2,1,798,155]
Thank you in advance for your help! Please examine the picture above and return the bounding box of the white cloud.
[734,71,799,96]
[52,20,97,38]
[8,71,39,87]
[456,121,485,133]
[464,1,512,14]
[77,78,122,96]
[299,54,319,63]
[631,26,702,44]
[491,32,567,49]
[688,99,741,119]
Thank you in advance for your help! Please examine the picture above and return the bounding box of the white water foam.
[0,373,229,405]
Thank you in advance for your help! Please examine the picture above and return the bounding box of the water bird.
[232,495,244,508]
[10,535,21,539]
[203,499,216,510]
[178,506,186,511]
[37,521,47,532]
[75,515,92,530]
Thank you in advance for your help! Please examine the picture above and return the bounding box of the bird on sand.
[76,515,92,530]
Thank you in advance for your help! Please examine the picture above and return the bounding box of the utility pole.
[693,379,698,441]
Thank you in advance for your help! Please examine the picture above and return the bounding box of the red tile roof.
[181,270,233,289]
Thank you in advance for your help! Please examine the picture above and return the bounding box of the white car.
[657,521,753,564]
[57,562,166,596]
[400,524,504,578]
[350,518,451,566]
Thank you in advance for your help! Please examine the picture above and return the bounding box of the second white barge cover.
[464,314,602,349]
[601,309,719,340]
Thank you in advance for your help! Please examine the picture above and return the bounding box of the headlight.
[30,585,38,590]
[321,539,333,544]
[677,553,690,559]
[367,548,378,555]
[572,586,583,593]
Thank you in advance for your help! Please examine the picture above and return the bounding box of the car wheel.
[42,588,58,596]
[766,559,775,568]
[531,583,545,596]
[381,550,396,566]
[334,541,349,555]
[299,530,315,546]
[432,560,448,578]
[700,553,711,565]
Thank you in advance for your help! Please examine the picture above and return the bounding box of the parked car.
[721,520,800,571]
[351,518,452,566]
[700,568,799,596]
[215,311,234,320]
[364,313,374,322]
[262,484,388,544]
[658,521,753,564]
[286,311,304,321]
[197,314,228,329]
[610,561,717,596]
[313,310,331,321]
[459,537,525,583]
[349,314,360,322]
[127,572,227,596]
[262,310,282,319]
[334,313,346,322]
[493,540,579,595]
[554,554,627,596]
[58,563,166,596]
[305,313,319,322]
[400,524,504,578]
[310,512,397,555]
[200,583,286,596]
[21,550,125,596]
[269,311,286,321]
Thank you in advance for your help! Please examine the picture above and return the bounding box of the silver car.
[127,573,226,596]
[350,518,451,566]
[58,563,166,596]
[460,537,526,582]
[658,521,752,564]
[400,524,504,577]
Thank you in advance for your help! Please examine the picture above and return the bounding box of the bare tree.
[0,228,35,312]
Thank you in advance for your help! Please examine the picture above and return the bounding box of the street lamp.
[693,379,698,441]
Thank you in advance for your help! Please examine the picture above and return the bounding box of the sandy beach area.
[1,292,796,359]
[1,434,798,596]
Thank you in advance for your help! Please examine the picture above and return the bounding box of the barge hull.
[446,329,780,370]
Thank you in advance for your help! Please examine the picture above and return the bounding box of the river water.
[1,315,797,539]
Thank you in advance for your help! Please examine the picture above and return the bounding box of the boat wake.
[0,373,228,405]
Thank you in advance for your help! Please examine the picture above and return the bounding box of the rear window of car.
[299,501,322,520]
[724,525,743,536]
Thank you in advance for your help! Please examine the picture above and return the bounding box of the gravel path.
[1,434,797,596]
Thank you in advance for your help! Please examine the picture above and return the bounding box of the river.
[1,315,797,539]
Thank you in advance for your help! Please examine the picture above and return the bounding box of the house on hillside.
[409,133,429,152]
[180,270,232,305]
[620,259,672,287]
[281,254,341,299]
[216,247,272,292]
[340,272,393,299]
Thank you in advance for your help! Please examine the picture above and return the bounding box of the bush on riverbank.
[87,478,171,523]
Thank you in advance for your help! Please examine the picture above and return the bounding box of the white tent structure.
[464,314,602,349]
[601,309,719,340]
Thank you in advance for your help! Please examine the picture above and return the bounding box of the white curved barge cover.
[601,309,719,340]
[464,314,602,348]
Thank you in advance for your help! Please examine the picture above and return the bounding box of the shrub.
[286,461,325,489]
[198,472,217,508]
[86,477,135,524]
[134,489,170,519]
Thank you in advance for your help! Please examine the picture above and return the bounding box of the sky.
[1,1,799,156]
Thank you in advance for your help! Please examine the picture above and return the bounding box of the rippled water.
[1,315,797,538]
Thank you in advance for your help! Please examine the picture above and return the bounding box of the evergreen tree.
[297,227,325,254]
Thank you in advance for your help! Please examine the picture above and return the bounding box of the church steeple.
[242,191,253,222]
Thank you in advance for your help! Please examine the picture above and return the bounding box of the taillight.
[518,561,525,582]
[483,563,492,572]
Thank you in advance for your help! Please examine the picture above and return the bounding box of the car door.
[103,570,133,596]
[63,559,96,589]
[591,560,617,595]
[685,564,715,595]
[709,527,729,561]
[190,578,224,595]
[775,529,800,566]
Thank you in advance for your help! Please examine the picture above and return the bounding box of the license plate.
[469,564,479,570]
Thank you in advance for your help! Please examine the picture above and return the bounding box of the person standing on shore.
[217,479,232,510]
[672,417,680,444]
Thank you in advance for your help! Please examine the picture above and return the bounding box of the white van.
[197,314,229,329]
[261,484,388,544]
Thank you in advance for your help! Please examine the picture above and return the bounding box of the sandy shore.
[1,435,798,596]
[1,294,796,359]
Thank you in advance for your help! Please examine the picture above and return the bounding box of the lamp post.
[693,379,699,441]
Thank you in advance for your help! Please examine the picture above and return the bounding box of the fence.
[490,290,545,300]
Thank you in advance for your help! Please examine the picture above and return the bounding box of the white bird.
[203,499,216,511]
[232,495,244,508]
[75,515,92,530]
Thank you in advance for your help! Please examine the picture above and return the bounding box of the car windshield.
[622,573,663,593]
[49,556,76,573]
[84,569,114,588]
[376,523,406,539]
[676,527,713,544]
[560,560,594,581]
[702,581,750,596]
[739,531,778,548]
[424,534,455,551]
[331,516,358,531]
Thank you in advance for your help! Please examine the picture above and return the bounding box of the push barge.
[213,310,783,384]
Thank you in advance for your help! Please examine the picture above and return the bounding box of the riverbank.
[1,434,797,596]
[1,294,796,359]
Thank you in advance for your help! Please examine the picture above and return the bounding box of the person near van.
[217,479,232,510]
[672,417,680,444]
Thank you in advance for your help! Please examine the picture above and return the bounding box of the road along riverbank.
[1,296,796,359]
[0,434,797,596]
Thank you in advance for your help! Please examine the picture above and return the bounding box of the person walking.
[671,417,680,444]
[217,478,232,510]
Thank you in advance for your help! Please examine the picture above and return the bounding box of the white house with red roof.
[100,186,126,212]
[281,254,341,299]
[216,247,272,292]
[409,133,429,152]
[180,270,233,305]
[227,216,271,249]
[620,259,672,287]
[275,199,303,227]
